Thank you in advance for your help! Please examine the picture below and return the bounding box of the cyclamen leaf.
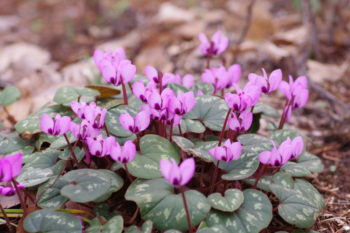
[253,103,280,118]
[86,215,123,233]
[172,136,215,162]
[105,105,138,137]
[206,189,272,233]
[23,209,82,233]
[54,86,100,105]
[16,168,54,187]
[208,189,244,212]
[124,220,153,233]
[0,85,21,106]
[197,225,229,233]
[127,135,180,179]
[125,179,210,232]
[220,152,260,180]
[0,132,34,155]
[185,95,228,131]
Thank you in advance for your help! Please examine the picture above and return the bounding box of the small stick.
[180,187,193,233]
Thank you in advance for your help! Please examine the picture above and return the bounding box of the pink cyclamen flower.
[110,141,136,163]
[132,81,156,103]
[0,153,23,182]
[93,49,136,86]
[145,66,162,84]
[201,66,230,92]
[84,105,107,129]
[199,31,229,56]
[148,88,174,111]
[258,139,294,166]
[70,120,100,141]
[160,158,195,187]
[228,110,253,133]
[279,75,309,109]
[40,114,71,136]
[162,73,195,89]
[169,91,196,116]
[283,136,304,160]
[119,110,150,134]
[248,68,282,94]
[86,135,115,157]
[208,139,242,162]
[224,84,260,113]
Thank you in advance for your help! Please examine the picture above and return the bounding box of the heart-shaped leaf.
[253,103,280,118]
[185,95,228,131]
[0,85,21,106]
[206,189,272,233]
[54,86,100,105]
[125,220,153,233]
[93,169,124,202]
[208,189,244,212]
[17,168,54,187]
[281,162,311,177]
[173,119,206,134]
[271,179,324,228]
[269,129,303,145]
[86,215,123,233]
[172,136,215,162]
[296,152,324,173]
[197,225,229,233]
[220,151,260,180]
[125,179,210,231]
[127,135,180,179]
[191,83,214,95]
[23,209,82,233]
[0,132,34,155]
[105,105,138,137]
[36,178,68,208]
[15,105,71,134]
[60,169,112,203]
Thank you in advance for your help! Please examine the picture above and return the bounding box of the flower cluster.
[0,153,24,196]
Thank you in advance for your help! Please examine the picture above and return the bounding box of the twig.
[232,0,256,63]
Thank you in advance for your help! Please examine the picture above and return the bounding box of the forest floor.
[0,0,349,232]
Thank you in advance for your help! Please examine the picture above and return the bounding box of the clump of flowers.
[1,30,324,233]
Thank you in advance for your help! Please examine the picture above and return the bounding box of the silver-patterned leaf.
[54,86,100,105]
[105,105,137,137]
[86,215,123,233]
[208,189,244,212]
[220,152,260,180]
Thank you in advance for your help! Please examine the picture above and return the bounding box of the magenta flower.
[201,66,230,92]
[0,153,23,182]
[228,111,253,133]
[86,135,115,157]
[119,110,150,134]
[110,141,136,163]
[224,84,260,112]
[40,114,71,136]
[208,139,242,162]
[248,68,282,94]
[84,106,107,130]
[132,81,156,103]
[199,31,229,56]
[70,120,100,141]
[258,139,294,166]
[148,88,174,111]
[162,73,195,88]
[169,91,196,116]
[160,158,195,187]
[70,101,90,119]
[93,49,136,86]
[226,64,242,88]
[284,136,304,160]
[279,75,309,109]
[145,66,162,84]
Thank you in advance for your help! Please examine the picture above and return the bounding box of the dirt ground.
[0,0,349,232]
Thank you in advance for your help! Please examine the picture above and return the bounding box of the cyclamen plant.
[0,30,324,233]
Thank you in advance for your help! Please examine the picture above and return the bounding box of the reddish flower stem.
[121,83,128,105]
[124,164,133,182]
[64,134,79,165]
[0,203,14,233]
[11,180,25,210]
[178,125,183,136]
[278,96,295,129]
[209,161,220,194]
[218,109,232,146]
[104,124,110,137]
[169,123,173,142]
[180,187,193,233]
[253,164,267,189]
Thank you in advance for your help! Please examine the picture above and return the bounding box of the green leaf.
[172,136,215,162]
[0,85,21,106]
[54,86,100,104]
[127,135,180,179]
[105,105,137,137]
[126,179,210,231]
[191,83,214,95]
[238,134,272,155]
[60,169,112,203]
[168,83,189,93]
[281,162,311,177]
[36,178,68,209]
[208,189,244,212]
[185,95,228,131]
[296,152,324,173]
[173,119,206,134]
[197,225,229,233]
[269,129,302,145]
[253,103,280,118]
[17,168,54,187]
[23,209,82,233]
[93,169,124,202]
[125,220,153,233]
[220,151,260,180]
[23,149,60,169]
[86,215,123,233]
[0,132,34,155]
[271,179,324,228]
[206,189,272,233]
[15,105,72,134]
